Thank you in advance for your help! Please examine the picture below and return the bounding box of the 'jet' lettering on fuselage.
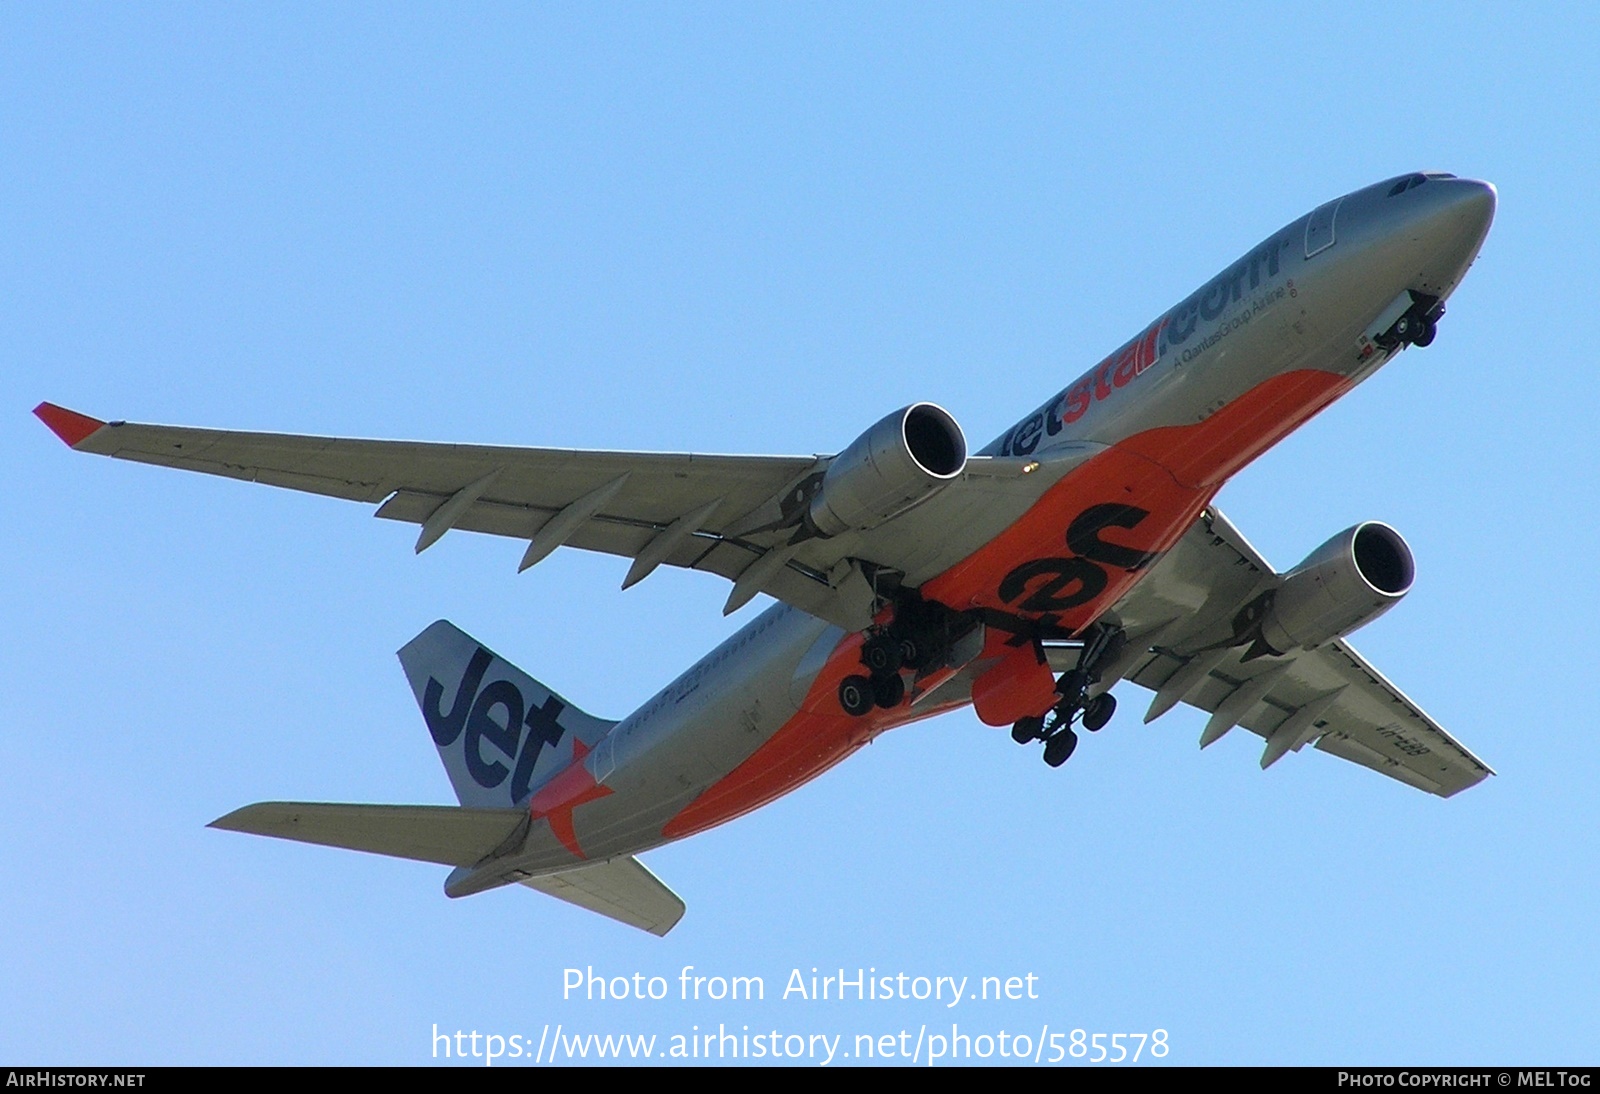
[997,503,1161,618]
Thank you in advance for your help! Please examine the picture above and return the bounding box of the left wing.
[1047,507,1492,797]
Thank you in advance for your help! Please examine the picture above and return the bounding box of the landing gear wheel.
[1011,715,1044,744]
[861,634,904,675]
[1393,314,1419,344]
[1043,728,1078,768]
[1413,319,1437,347]
[871,671,906,709]
[898,635,931,671]
[1081,693,1117,732]
[838,675,874,717]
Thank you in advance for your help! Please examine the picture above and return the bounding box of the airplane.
[35,171,1497,936]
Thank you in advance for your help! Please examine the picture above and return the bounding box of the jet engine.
[808,403,967,537]
[1256,522,1415,654]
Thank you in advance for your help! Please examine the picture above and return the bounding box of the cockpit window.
[1388,174,1429,196]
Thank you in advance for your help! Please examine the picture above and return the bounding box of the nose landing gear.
[1391,310,1438,348]
[1378,294,1444,351]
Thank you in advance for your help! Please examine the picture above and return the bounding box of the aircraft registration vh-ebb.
[37,172,1497,936]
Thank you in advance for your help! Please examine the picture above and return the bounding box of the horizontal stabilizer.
[209,802,527,867]
[211,803,685,934]
[522,856,685,937]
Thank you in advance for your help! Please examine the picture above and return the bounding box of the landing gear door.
[1305,199,1342,258]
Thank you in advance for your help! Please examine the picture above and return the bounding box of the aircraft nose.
[1407,176,1497,253]
[1440,177,1497,235]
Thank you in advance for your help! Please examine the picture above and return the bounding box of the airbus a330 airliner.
[37,172,1496,935]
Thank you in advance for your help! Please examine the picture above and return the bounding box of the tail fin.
[398,620,615,810]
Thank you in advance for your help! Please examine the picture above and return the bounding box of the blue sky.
[4,3,1598,1065]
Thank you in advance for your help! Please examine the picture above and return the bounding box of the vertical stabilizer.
[398,621,615,809]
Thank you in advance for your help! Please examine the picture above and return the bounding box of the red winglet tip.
[33,402,105,447]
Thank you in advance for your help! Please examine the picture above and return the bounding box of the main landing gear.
[1012,623,1125,768]
[838,599,967,718]
[832,662,908,722]
[838,633,916,715]
[836,657,909,717]
[837,628,934,718]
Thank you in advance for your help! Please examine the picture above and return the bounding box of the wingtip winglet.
[33,402,106,448]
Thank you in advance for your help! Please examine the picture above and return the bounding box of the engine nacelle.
[1258,522,1415,654]
[808,403,967,537]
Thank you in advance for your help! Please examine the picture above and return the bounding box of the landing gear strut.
[1053,623,1124,725]
[1011,622,1126,767]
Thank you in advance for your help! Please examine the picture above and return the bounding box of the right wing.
[35,402,849,615]
[36,402,1085,631]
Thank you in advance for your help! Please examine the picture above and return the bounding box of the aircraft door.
[1305,198,1341,258]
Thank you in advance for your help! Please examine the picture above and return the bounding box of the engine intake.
[1258,522,1415,654]
[808,403,967,537]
